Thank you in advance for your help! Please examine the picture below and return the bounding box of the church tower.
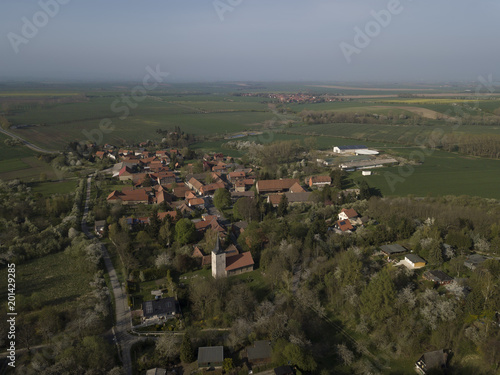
[211,234,226,278]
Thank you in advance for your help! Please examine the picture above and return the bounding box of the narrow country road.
[0,128,59,154]
[81,175,141,375]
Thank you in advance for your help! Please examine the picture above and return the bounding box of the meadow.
[0,250,94,312]
[351,148,500,199]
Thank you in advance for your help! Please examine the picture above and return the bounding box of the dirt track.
[372,105,455,120]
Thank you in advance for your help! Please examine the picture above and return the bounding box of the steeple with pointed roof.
[212,233,224,255]
[211,234,226,278]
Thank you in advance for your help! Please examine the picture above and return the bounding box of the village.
[84,140,499,375]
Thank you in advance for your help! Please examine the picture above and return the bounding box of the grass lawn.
[179,267,211,283]
[0,250,94,312]
[31,179,78,195]
[131,278,167,310]
[232,269,269,301]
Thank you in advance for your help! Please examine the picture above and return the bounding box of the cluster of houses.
[329,207,366,233]
[100,148,338,238]
[146,340,290,374]
[240,91,348,104]
[147,339,447,375]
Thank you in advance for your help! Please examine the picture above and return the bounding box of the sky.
[1,0,499,83]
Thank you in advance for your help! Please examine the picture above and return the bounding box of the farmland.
[288,122,500,143]
[2,82,500,200]
[0,250,94,313]
[351,148,500,199]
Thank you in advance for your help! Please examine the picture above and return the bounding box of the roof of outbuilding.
[380,244,407,254]
[142,297,178,319]
[247,340,272,361]
[406,254,426,264]
[197,346,224,364]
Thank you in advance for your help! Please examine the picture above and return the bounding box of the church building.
[211,236,254,278]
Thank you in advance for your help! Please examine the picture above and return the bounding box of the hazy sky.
[1,0,499,82]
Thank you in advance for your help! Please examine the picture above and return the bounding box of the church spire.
[212,233,222,254]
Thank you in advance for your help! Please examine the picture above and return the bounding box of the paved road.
[81,175,140,375]
[0,128,59,154]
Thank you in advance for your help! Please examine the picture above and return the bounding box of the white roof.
[355,149,379,155]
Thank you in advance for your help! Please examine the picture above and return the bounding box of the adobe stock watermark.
[82,64,169,145]
[384,74,495,192]
[340,0,412,64]
[7,0,71,54]
[213,0,243,22]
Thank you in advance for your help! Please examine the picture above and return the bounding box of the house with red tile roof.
[194,215,226,236]
[200,182,225,196]
[338,208,359,221]
[155,190,174,205]
[187,177,204,194]
[337,219,354,232]
[118,166,134,181]
[256,179,301,194]
[95,151,106,159]
[228,171,246,181]
[107,189,150,205]
[188,198,205,209]
[234,180,246,192]
[171,185,192,199]
[212,162,227,174]
[289,182,306,193]
[157,211,178,221]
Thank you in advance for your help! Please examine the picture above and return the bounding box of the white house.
[338,208,359,221]
[405,254,426,269]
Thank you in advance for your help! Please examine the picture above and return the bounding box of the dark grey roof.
[231,191,254,198]
[94,220,106,227]
[233,221,248,230]
[198,346,224,364]
[380,244,407,254]
[406,254,426,264]
[422,350,447,370]
[146,369,167,375]
[142,297,178,319]
[247,340,272,361]
[424,270,453,283]
[284,192,313,203]
[274,366,294,375]
[212,234,224,255]
[466,254,487,265]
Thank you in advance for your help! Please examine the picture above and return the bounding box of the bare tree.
[336,343,354,366]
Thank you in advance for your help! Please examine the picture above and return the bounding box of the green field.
[31,179,78,195]
[288,122,500,144]
[0,133,38,160]
[0,251,94,311]
[352,148,500,199]
[0,158,30,173]
[4,94,278,149]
